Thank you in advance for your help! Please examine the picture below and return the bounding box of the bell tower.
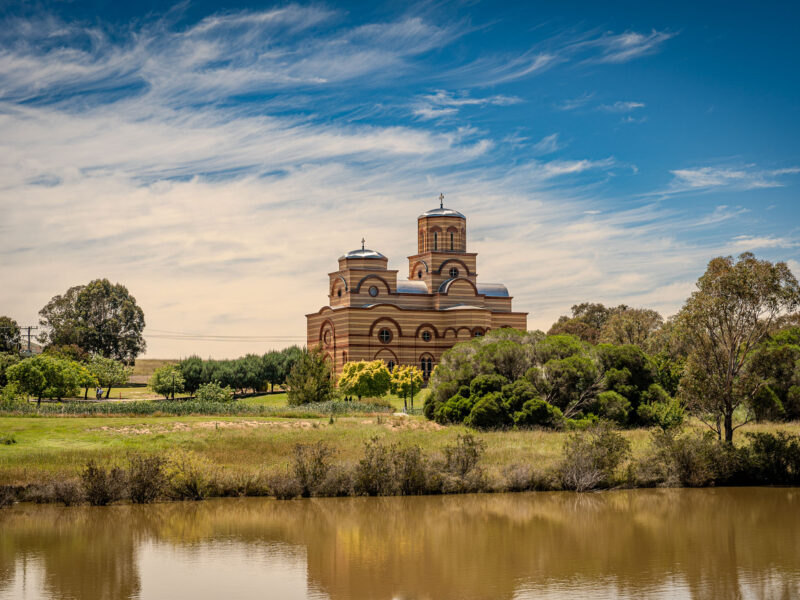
[409,194,477,293]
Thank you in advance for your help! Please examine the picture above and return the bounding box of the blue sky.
[0,1,798,357]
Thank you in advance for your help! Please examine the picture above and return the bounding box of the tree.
[286,346,334,405]
[749,326,800,420]
[262,350,283,392]
[599,308,663,346]
[0,316,21,352]
[178,356,205,395]
[390,365,424,411]
[88,356,130,399]
[149,365,185,400]
[38,279,146,363]
[678,253,800,443]
[0,352,21,387]
[6,355,85,404]
[338,360,391,402]
[548,303,628,344]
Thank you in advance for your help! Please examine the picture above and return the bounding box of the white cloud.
[664,165,800,195]
[0,10,784,358]
[412,90,521,120]
[578,30,676,64]
[600,101,646,112]
[532,133,564,155]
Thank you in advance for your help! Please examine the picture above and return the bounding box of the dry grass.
[1,413,798,489]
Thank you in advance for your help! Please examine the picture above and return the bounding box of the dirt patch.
[89,420,326,435]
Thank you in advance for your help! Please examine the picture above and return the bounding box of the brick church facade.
[306,198,528,378]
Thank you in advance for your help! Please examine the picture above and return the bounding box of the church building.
[306,197,528,378]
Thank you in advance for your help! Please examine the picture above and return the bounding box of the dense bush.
[426,330,665,430]
[195,381,235,403]
[513,397,564,428]
[127,455,167,503]
[81,460,126,506]
[745,432,800,485]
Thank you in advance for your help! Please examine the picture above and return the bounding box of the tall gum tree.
[678,253,800,442]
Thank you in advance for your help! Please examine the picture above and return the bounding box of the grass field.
[1,395,798,488]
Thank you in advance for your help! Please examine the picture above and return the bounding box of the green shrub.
[81,460,126,506]
[500,379,539,413]
[434,395,475,424]
[751,386,784,422]
[745,432,800,485]
[464,392,508,429]
[637,397,684,430]
[469,374,508,397]
[513,397,563,428]
[166,453,213,500]
[591,391,631,425]
[195,381,235,403]
[0,382,25,409]
[635,430,742,487]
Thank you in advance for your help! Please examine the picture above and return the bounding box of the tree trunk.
[105,386,112,399]
[37,396,41,407]
[84,387,89,400]
[724,411,734,444]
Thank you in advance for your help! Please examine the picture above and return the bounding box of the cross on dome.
[361,237,365,250]
[439,193,444,209]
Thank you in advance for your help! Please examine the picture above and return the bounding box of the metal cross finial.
[439,193,444,209]
[361,237,365,250]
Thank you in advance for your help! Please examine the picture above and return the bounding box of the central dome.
[342,247,385,259]
[418,206,465,219]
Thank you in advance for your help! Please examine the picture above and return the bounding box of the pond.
[1,488,798,599]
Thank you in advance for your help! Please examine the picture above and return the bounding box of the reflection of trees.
[0,506,141,600]
[0,489,798,600]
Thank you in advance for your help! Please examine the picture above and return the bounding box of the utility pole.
[0,325,37,355]
[23,326,38,356]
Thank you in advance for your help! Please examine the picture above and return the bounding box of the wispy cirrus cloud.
[577,30,676,64]
[600,101,646,112]
[663,165,800,195]
[0,7,782,358]
[411,89,521,120]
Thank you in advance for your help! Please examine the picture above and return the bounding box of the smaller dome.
[342,248,385,260]
[419,207,465,219]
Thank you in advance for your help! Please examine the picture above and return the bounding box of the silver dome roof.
[341,248,386,260]
[418,207,465,219]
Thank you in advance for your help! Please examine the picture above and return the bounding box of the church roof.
[341,248,385,259]
[418,206,465,219]
[397,280,429,294]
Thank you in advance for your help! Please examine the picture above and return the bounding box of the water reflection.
[0,488,798,599]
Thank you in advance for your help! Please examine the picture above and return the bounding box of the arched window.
[417,270,423,279]
[343,351,347,363]
[421,356,433,378]
[378,328,392,343]
[337,288,342,297]
[474,330,484,338]
[448,267,459,278]
[433,232,438,251]
[450,231,454,250]
[387,360,395,371]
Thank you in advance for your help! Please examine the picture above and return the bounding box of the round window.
[378,328,392,343]
[369,285,379,297]
[422,331,432,342]
[449,267,459,278]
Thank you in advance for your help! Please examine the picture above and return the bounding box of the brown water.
[0,488,798,600]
